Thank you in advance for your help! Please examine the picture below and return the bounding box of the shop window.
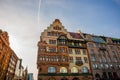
[60,67,67,73]
[71,67,78,73]
[48,67,56,73]
[81,66,88,73]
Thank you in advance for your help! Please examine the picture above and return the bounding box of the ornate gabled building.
[37,19,92,80]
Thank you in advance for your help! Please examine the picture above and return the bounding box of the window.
[90,49,94,54]
[51,32,54,36]
[83,49,86,55]
[48,67,56,73]
[89,43,94,48]
[95,64,98,69]
[60,67,67,73]
[95,43,99,48]
[70,57,73,63]
[112,51,115,54]
[62,56,67,62]
[39,56,43,61]
[53,56,58,62]
[75,49,81,54]
[93,64,98,69]
[48,48,56,52]
[84,57,88,63]
[40,46,46,52]
[60,47,65,53]
[71,67,78,73]
[45,56,48,61]
[74,42,79,46]
[100,64,104,69]
[68,49,72,54]
[49,40,56,44]
[110,64,114,69]
[108,57,111,62]
[53,26,61,30]
[91,54,96,61]
[110,46,114,50]
[103,56,106,62]
[47,32,51,36]
[105,64,109,69]
[0,39,2,50]
[82,66,88,73]
[76,57,82,62]
[92,64,95,69]
[99,57,102,63]
[114,57,118,62]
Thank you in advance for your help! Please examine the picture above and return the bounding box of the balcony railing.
[39,73,92,76]
[67,44,86,49]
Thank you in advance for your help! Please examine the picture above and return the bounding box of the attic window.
[53,26,61,30]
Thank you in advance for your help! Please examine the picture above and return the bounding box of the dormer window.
[57,35,68,45]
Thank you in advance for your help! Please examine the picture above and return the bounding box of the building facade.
[0,29,11,80]
[0,29,27,80]
[14,59,27,80]
[37,19,93,80]
[5,50,19,80]
[84,34,120,80]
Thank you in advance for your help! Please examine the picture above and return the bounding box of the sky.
[0,0,120,79]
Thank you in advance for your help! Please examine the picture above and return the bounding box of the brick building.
[0,29,28,80]
[37,19,93,80]
[0,29,11,80]
[84,34,120,80]
[5,50,19,80]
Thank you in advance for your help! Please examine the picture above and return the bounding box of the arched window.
[60,67,67,73]
[48,67,56,73]
[71,67,78,73]
[81,66,88,73]
[95,73,100,79]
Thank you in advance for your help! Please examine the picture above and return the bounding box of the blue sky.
[40,0,120,38]
[0,0,120,79]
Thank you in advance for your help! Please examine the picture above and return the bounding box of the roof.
[69,32,83,39]
[93,36,106,43]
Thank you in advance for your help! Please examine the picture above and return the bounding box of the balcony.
[99,46,106,50]
[59,62,69,66]
[75,61,83,66]
[68,44,86,49]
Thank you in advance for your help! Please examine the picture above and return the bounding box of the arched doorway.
[113,72,118,79]
[61,77,68,80]
[95,73,101,79]
[72,77,79,80]
[48,77,56,80]
[102,72,108,80]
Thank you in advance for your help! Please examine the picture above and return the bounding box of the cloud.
[0,0,40,79]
